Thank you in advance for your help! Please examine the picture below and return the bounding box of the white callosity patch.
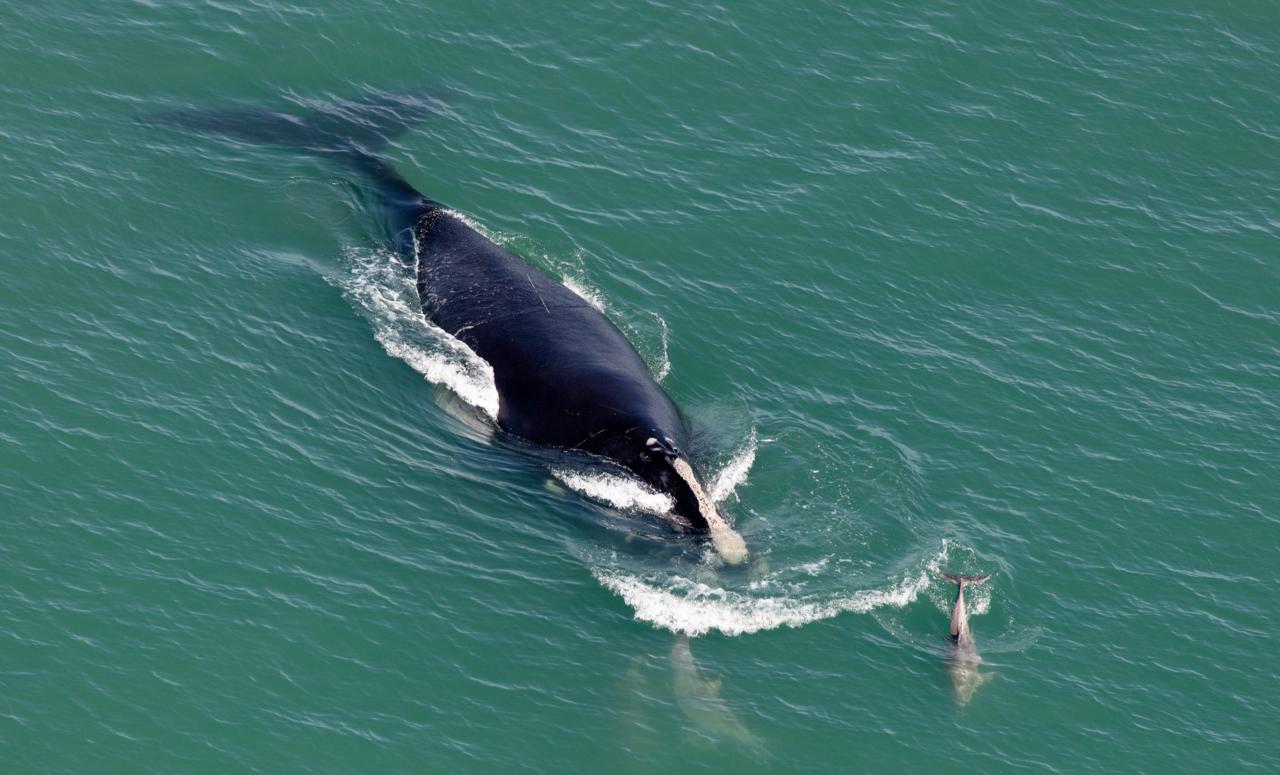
[341,248,500,420]
[670,457,747,565]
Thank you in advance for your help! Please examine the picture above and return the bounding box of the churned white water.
[591,547,945,637]
[341,247,500,420]
[650,314,671,382]
[551,468,675,514]
[562,276,606,312]
[709,428,757,504]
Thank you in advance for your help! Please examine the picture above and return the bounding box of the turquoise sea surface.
[2,1,1277,771]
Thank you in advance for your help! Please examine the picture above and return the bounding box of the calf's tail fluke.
[939,572,992,588]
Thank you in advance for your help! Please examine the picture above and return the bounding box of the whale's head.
[626,431,749,566]
[635,435,700,521]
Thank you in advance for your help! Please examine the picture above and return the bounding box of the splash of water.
[593,549,942,637]
[929,538,993,616]
[709,428,757,504]
[562,276,606,312]
[552,425,759,518]
[651,314,671,382]
[340,248,500,420]
[551,468,674,514]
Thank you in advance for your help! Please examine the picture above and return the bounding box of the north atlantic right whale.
[404,174,747,564]
[149,94,749,564]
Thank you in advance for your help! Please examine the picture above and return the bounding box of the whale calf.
[940,571,993,705]
[670,635,765,754]
[149,94,748,564]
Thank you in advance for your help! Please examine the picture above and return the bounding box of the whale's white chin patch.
[669,457,748,565]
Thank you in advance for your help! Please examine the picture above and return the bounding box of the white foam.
[562,276,606,312]
[588,543,949,637]
[709,428,757,504]
[551,469,674,515]
[594,563,935,637]
[443,208,502,242]
[342,248,500,420]
[652,314,671,382]
[795,557,830,576]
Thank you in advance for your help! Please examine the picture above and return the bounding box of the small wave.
[552,468,674,515]
[443,208,504,244]
[562,276,606,312]
[709,428,757,504]
[966,583,992,616]
[341,248,500,420]
[652,314,670,382]
[594,559,937,637]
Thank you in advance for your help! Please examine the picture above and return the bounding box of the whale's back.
[414,210,684,452]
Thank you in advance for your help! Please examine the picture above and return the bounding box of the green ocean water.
[3,0,1278,771]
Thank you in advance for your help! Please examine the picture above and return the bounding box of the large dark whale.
[150,94,748,564]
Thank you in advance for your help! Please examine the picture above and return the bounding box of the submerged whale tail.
[939,572,991,588]
[143,90,444,235]
[143,90,442,157]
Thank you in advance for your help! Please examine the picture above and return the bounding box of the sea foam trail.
[593,553,941,637]
[342,248,500,420]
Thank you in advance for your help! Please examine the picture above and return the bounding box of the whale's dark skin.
[358,153,745,560]
[147,98,747,562]
[411,205,701,523]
